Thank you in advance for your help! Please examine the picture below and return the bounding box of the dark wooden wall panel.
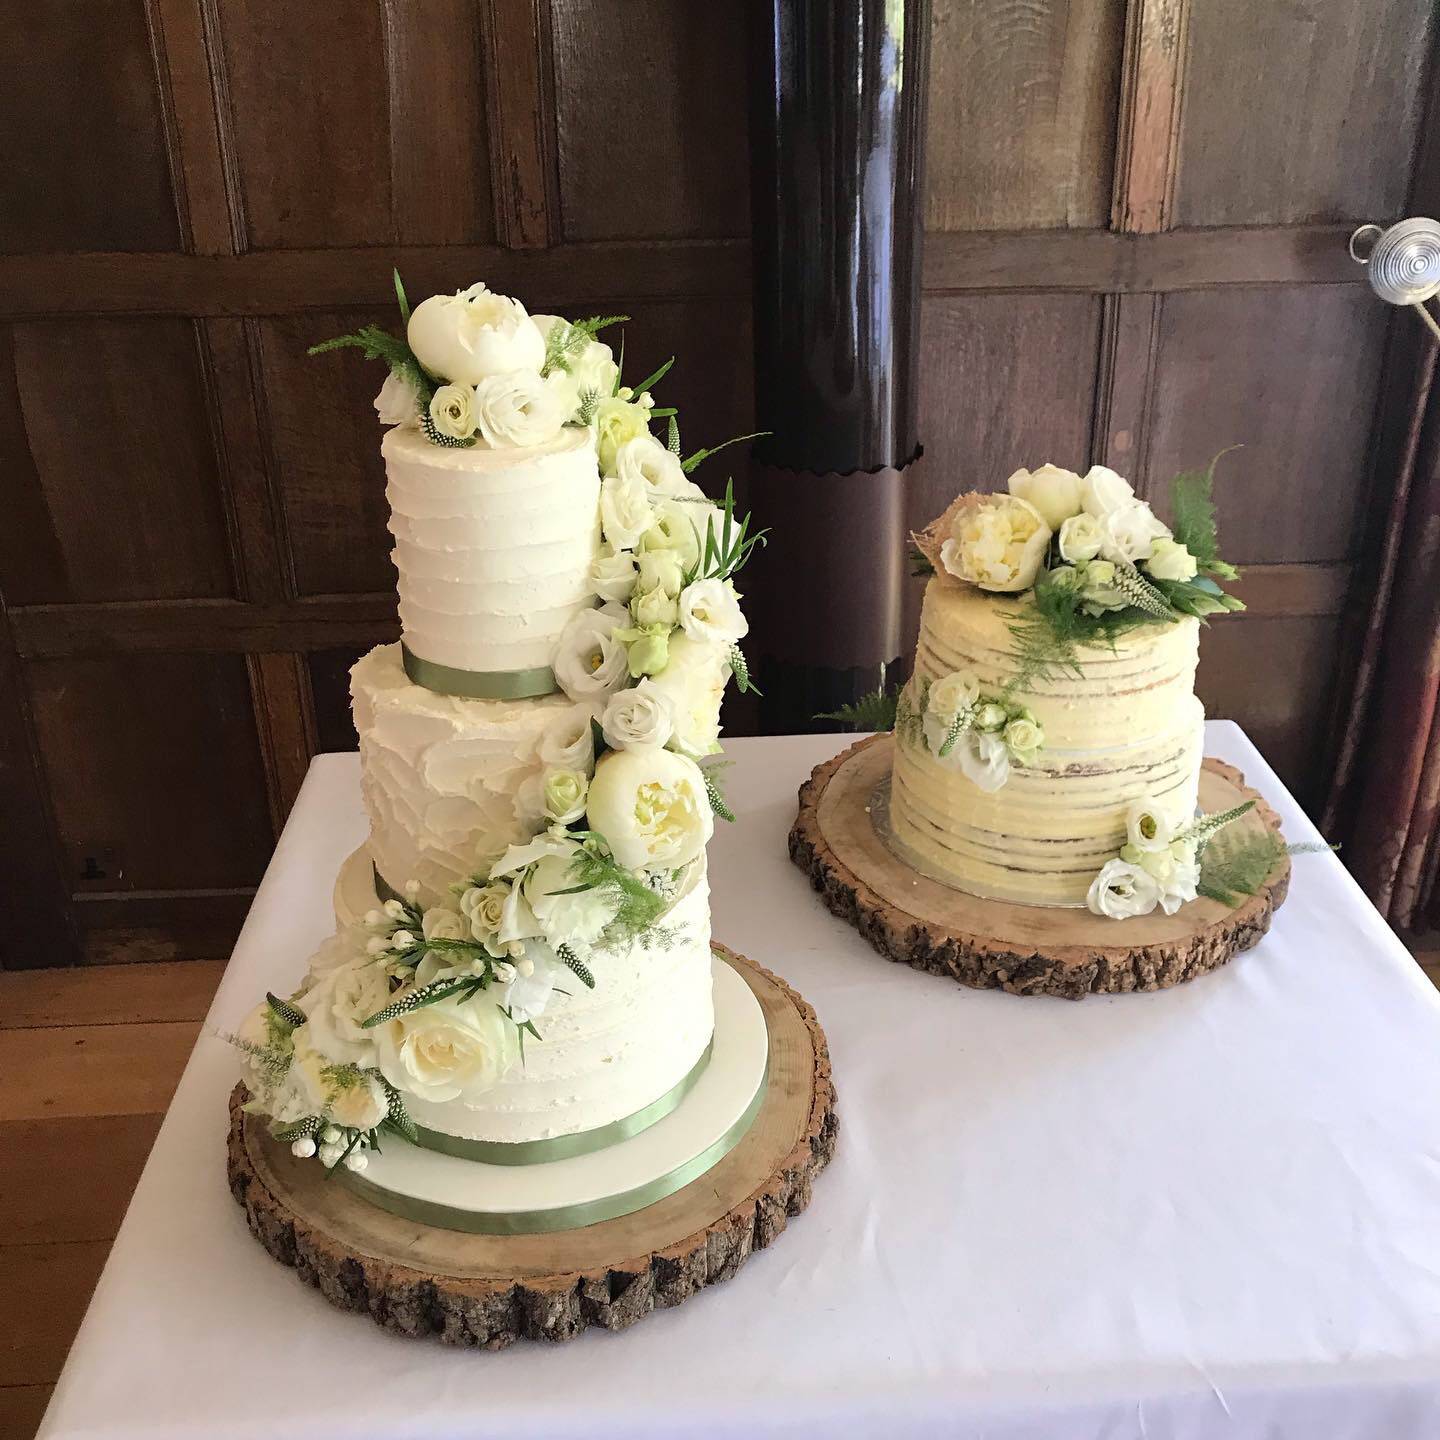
[1174,0,1433,227]
[926,0,1125,231]
[0,1,179,254]
[551,0,751,241]
[308,646,370,753]
[1,321,233,605]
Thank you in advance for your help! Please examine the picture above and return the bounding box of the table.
[37,724,1440,1440]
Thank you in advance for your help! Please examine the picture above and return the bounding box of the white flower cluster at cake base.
[901,670,1044,792]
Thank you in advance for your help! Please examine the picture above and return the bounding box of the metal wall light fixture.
[1349,218,1440,339]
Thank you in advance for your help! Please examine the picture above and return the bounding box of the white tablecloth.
[37,723,1440,1440]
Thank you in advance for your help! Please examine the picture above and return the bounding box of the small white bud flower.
[403,879,421,899]
[390,929,415,949]
[382,899,406,919]
[321,1125,342,1144]
[516,955,535,978]
[618,385,634,400]
[318,1143,344,1167]
[290,1137,317,1159]
[363,909,384,926]
[365,936,389,956]
[640,392,655,410]
[343,1151,369,1173]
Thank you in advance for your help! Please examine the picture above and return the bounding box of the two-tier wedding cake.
[232,278,768,1221]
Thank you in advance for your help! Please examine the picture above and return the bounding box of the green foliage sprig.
[1170,450,1240,581]
[817,665,901,732]
[728,643,759,695]
[700,759,736,822]
[543,314,628,378]
[1198,829,1335,907]
[681,431,770,475]
[683,479,768,585]
[557,834,668,941]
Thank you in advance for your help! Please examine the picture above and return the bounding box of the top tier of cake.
[384,425,601,675]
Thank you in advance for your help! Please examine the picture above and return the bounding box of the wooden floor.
[0,960,225,1440]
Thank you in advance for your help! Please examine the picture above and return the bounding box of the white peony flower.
[1087,858,1162,919]
[1079,464,1136,520]
[1006,463,1083,529]
[473,370,565,448]
[637,547,686,598]
[939,494,1052,593]
[592,546,639,604]
[643,631,730,757]
[429,382,478,441]
[295,957,394,1069]
[615,434,703,499]
[586,746,714,872]
[593,397,654,476]
[376,994,517,1103]
[955,729,1011,792]
[407,283,544,386]
[1147,537,1198,582]
[539,704,596,775]
[601,680,676,751]
[540,766,589,824]
[600,474,656,550]
[678,578,748,647]
[554,605,631,700]
[1126,798,1176,853]
[1100,500,1170,565]
[374,370,419,427]
[1058,512,1105,563]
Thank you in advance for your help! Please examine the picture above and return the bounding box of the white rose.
[524,853,621,947]
[421,906,467,942]
[428,382,477,441]
[374,370,419,427]
[631,584,679,629]
[407,283,545,385]
[592,546,639,604]
[601,680,676,751]
[678,578,748,647]
[644,632,730,756]
[554,605,631,700]
[1126,798,1176,853]
[600,474,655,550]
[473,370,565,448]
[1006,464,1083,529]
[1003,714,1044,765]
[541,766,589,824]
[593,397,654,475]
[955,730,1011,793]
[586,747,714,872]
[637,547,685,597]
[295,958,393,1068]
[539,705,596,775]
[615,434,703,499]
[927,670,980,717]
[1147,537,1199,582]
[1080,464,1136,520]
[640,498,718,573]
[1086,858,1162,919]
[1058,512,1105,563]
[939,494,1052,593]
[376,995,517,1103]
[459,882,509,952]
[1101,500,1170,564]
[496,946,559,1024]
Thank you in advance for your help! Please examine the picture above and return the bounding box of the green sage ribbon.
[337,1050,769,1235]
[401,642,558,700]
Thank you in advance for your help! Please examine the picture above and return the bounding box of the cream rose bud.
[541,766,589,824]
[1058,512,1105,563]
[428,382,478,441]
[1079,464,1136,519]
[643,631,730,756]
[615,434,703,499]
[600,474,655,551]
[1147,536,1199,582]
[459,882,509,949]
[1100,500,1170,564]
[927,669,980,717]
[974,701,1009,733]
[1086,857,1162,919]
[1002,715,1043,764]
[421,906,467,943]
[1125,797,1175,853]
[1007,463,1083,529]
[601,680,675,751]
[678,578,748,647]
[586,746,714,872]
[637,547,685,597]
[374,369,419,427]
[376,995,517,1104]
[593,396,654,476]
[406,283,545,386]
[473,370,565,448]
[592,546,639,604]
[640,498,717,573]
[631,584,679,629]
[554,605,631,700]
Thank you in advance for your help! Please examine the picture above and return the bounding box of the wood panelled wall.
[0,0,1433,968]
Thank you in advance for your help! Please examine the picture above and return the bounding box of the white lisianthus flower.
[593,397,654,476]
[956,730,1011,793]
[939,494,1052,593]
[643,632,730,756]
[374,370,419,427]
[1126,797,1176,853]
[554,605,631,700]
[496,945,559,1024]
[532,314,620,418]
[1003,714,1044,766]
[1058,512,1105,563]
[490,829,578,881]
[615,434,703,499]
[459,882,510,953]
[1156,839,1201,915]
[1147,537,1199,582]
[429,382,478,441]
[524,854,620,948]
[1080,464,1137,519]
[1100,500,1170,565]
[601,680,676,751]
[539,705,596,775]
[407,283,545,386]
[376,995,517,1103]
[592,546,639,604]
[640,498,718,573]
[1086,858,1162,919]
[586,747,714,872]
[1006,463,1084,529]
[600,474,656,550]
[421,906,467,943]
[630,584,679,629]
[303,927,366,980]
[295,958,394,1068]
[928,670,981,718]
[637,547,686,598]
[473,370,566,448]
[541,766,589,824]
[678,578,749,647]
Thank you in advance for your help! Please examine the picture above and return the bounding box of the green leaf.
[909,546,935,577]
[393,269,411,326]
[682,479,768,585]
[680,430,771,475]
[631,356,674,396]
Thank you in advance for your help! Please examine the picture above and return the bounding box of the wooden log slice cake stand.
[227,944,836,1349]
[790,733,1290,1000]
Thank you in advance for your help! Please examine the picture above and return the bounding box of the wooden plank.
[0,1383,54,1440]
[1110,0,1188,233]
[0,1243,111,1388]
[0,959,224,1030]
[73,892,252,968]
[0,1022,199,1123]
[0,1114,163,1245]
[1095,292,1161,475]
[248,652,315,833]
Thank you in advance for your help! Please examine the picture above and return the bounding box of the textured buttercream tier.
[890,579,1206,906]
[352,643,584,907]
[383,425,601,673]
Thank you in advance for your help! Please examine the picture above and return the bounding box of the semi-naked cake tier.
[891,579,1205,907]
[384,424,601,674]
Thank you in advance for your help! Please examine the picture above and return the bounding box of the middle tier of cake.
[889,579,1205,907]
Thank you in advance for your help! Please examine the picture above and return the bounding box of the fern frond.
[561,838,667,939]
[542,314,628,377]
[817,684,899,732]
[1170,450,1240,579]
[1179,800,1256,848]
